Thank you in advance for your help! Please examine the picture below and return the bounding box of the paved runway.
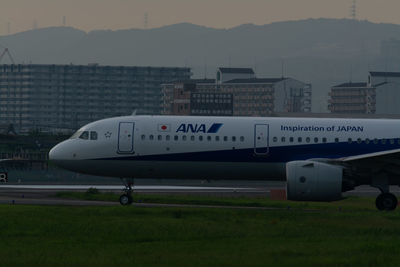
[0,184,398,207]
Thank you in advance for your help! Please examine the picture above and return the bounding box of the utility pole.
[144,13,148,29]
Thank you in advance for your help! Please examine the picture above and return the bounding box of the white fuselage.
[49,115,400,180]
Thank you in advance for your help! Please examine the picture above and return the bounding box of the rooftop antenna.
[281,59,285,78]
[349,64,353,83]
[33,19,38,30]
[7,22,10,35]
[253,57,257,76]
[144,12,148,29]
[62,16,66,26]
[204,57,208,79]
[350,0,357,20]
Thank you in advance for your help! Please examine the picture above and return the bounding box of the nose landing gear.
[119,178,134,205]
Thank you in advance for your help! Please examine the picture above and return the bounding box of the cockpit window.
[79,131,89,140]
[70,131,82,139]
[90,131,98,140]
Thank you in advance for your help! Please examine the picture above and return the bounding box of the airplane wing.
[324,148,400,177]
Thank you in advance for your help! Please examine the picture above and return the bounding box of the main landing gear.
[376,193,398,211]
[119,178,134,205]
[372,175,398,211]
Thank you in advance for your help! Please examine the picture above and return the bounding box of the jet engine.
[286,161,344,201]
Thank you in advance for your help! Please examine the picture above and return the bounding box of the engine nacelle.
[286,161,343,201]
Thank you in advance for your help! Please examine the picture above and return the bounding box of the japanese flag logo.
[158,124,170,132]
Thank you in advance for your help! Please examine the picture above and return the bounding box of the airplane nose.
[49,143,63,161]
[49,141,72,162]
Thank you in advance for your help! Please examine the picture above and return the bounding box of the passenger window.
[174,135,179,141]
[382,139,387,145]
[224,136,228,141]
[306,137,310,143]
[348,138,353,144]
[191,136,195,141]
[281,137,286,142]
[289,137,294,143]
[149,135,154,140]
[390,139,395,145]
[314,137,318,143]
[298,137,302,143]
[182,135,187,141]
[199,136,203,141]
[90,131,98,140]
[79,131,89,140]
[216,136,220,141]
[334,138,339,143]
[207,136,212,141]
[373,139,378,144]
[357,138,362,144]
[397,139,400,145]
[365,138,370,144]
[273,137,278,142]
[158,135,162,141]
[240,136,244,142]
[166,135,170,141]
[141,134,145,140]
[322,137,327,143]
[232,136,236,142]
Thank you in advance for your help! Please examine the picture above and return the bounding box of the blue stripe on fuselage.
[93,141,400,162]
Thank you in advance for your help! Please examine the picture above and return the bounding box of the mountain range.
[1,18,400,112]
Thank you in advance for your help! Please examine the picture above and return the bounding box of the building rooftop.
[332,82,368,88]
[225,78,288,84]
[218,67,254,74]
[164,78,215,84]
[370,71,400,77]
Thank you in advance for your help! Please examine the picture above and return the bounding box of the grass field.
[1,194,400,266]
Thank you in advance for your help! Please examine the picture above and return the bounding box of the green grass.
[1,194,399,266]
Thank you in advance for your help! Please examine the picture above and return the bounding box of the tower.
[350,0,356,20]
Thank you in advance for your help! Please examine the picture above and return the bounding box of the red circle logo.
[161,125,167,130]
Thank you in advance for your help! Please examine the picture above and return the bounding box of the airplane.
[49,115,400,210]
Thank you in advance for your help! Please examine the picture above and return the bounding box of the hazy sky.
[1,0,400,34]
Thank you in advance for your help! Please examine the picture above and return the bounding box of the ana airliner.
[49,115,400,210]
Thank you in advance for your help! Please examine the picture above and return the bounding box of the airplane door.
[254,124,269,155]
[118,122,135,154]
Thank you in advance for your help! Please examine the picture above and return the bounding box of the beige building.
[328,82,376,114]
[162,68,312,116]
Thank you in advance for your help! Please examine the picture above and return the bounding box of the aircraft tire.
[376,193,398,211]
[119,194,132,206]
